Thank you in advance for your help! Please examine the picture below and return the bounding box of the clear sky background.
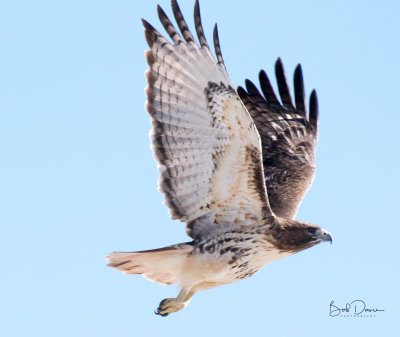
[1,0,399,336]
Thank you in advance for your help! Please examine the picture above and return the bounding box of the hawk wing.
[143,0,274,240]
[237,61,319,219]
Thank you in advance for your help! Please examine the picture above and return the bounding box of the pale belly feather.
[179,230,292,289]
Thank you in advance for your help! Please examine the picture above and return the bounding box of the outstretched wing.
[237,60,319,219]
[143,0,273,240]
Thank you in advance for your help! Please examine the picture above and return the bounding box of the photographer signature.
[330,300,385,317]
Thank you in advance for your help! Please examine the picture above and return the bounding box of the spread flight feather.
[143,3,273,240]
[107,0,331,317]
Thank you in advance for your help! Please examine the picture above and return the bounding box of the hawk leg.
[155,288,194,317]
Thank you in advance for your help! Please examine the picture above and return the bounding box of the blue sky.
[1,0,399,336]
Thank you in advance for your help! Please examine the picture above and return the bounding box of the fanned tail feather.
[106,243,194,285]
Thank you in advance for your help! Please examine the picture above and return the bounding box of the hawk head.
[270,220,332,253]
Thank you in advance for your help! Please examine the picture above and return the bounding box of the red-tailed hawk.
[107,0,332,316]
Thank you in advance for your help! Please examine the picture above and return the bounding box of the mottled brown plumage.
[237,62,319,219]
[106,0,332,317]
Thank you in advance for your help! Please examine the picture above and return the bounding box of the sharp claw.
[154,308,169,317]
[155,298,170,317]
[155,297,185,316]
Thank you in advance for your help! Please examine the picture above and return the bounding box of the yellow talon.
[155,298,185,316]
[155,288,194,317]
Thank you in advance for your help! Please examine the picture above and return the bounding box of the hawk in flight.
[107,0,332,316]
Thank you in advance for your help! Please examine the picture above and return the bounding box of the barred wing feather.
[143,0,273,240]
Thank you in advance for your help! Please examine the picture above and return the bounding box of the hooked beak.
[321,230,333,244]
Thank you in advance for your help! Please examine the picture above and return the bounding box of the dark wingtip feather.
[194,0,209,49]
[213,23,224,64]
[294,64,306,116]
[294,63,302,73]
[237,86,248,100]
[157,4,183,44]
[141,18,153,31]
[156,4,165,17]
[245,79,262,97]
[309,89,319,133]
[275,58,295,109]
[275,57,283,71]
[259,69,280,105]
[171,0,195,43]
[142,19,157,47]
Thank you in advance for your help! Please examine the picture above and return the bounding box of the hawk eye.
[307,227,316,234]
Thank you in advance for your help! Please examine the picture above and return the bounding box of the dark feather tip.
[275,57,283,70]
[294,64,306,115]
[213,23,224,64]
[141,18,154,31]
[309,89,319,131]
[172,0,195,43]
[194,0,208,48]
[294,63,302,75]
[275,58,294,108]
[259,69,280,105]
[237,86,248,98]
[245,79,261,96]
